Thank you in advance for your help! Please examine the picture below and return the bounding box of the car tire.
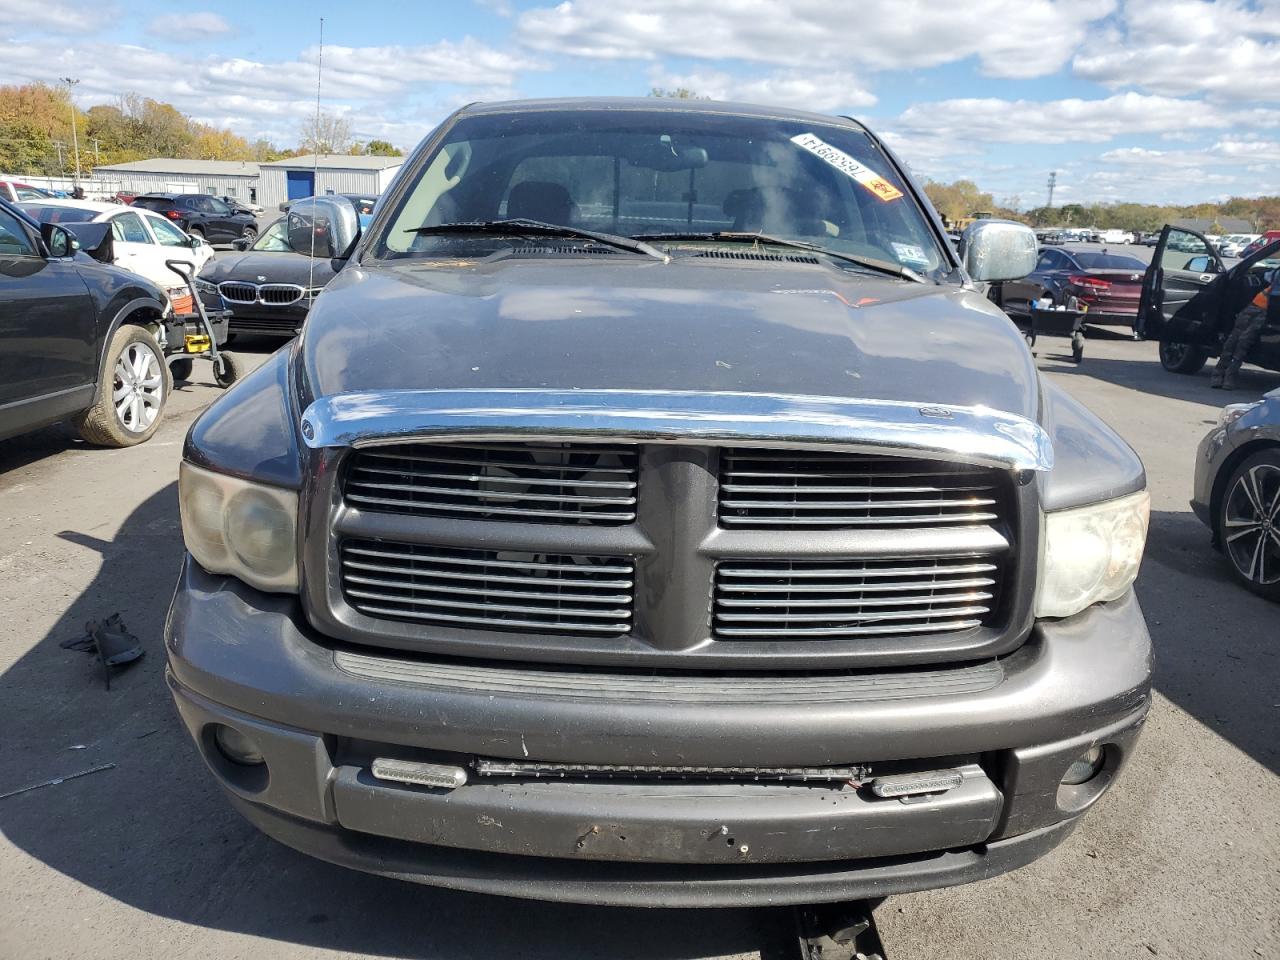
[1159,340,1208,374]
[1217,448,1280,601]
[169,357,194,381]
[242,224,257,241]
[75,325,172,447]
[189,225,206,241]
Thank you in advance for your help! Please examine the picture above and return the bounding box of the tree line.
[922,178,1280,234]
[0,83,403,177]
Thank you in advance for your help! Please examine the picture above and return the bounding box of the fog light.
[213,724,264,766]
[1061,746,1105,785]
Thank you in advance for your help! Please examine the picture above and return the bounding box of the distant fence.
[1,173,123,201]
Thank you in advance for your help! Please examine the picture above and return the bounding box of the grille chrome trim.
[719,448,1004,529]
[345,442,639,526]
[713,557,1001,641]
[340,540,635,636]
[300,389,1054,473]
[218,280,306,306]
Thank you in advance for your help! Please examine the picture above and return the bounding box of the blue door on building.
[286,170,315,200]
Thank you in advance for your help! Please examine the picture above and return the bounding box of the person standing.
[1212,270,1277,389]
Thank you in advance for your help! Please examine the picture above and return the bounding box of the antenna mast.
[308,18,324,292]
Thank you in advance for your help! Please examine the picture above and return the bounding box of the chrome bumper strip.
[299,389,1053,472]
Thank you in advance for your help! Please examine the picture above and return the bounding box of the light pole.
[60,77,81,186]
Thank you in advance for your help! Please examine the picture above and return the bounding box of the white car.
[1218,233,1260,258]
[16,198,214,310]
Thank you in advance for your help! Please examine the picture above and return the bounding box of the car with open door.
[18,199,214,312]
[0,197,175,447]
[1137,224,1280,375]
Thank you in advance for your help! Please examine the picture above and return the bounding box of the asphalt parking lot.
[1,330,1277,959]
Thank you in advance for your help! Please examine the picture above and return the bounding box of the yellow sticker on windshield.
[791,133,903,202]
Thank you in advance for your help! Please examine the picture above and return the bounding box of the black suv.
[132,193,257,244]
[0,197,173,446]
[168,99,1153,911]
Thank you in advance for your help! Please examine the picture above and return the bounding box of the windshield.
[251,219,293,252]
[17,203,97,223]
[1073,252,1146,269]
[376,109,945,275]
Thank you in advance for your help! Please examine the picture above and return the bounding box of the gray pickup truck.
[166,98,1152,909]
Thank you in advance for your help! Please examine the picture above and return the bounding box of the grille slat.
[341,540,634,637]
[713,557,1000,641]
[720,448,1005,529]
[345,442,639,525]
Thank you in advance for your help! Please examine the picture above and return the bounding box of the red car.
[1239,230,1280,259]
[991,247,1149,327]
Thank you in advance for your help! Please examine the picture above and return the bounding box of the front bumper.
[166,559,1152,907]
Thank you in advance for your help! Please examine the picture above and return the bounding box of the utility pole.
[53,140,65,175]
[1047,171,1057,209]
[91,138,100,163]
[60,77,81,185]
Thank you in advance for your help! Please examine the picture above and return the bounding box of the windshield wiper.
[639,231,926,282]
[409,219,669,262]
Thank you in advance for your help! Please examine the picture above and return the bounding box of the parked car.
[1098,228,1134,245]
[1191,391,1280,599]
[1138,224,1280,374]
[167,99,1152,912]
[220,195,264,217]
[990,246,1149,326]
[194,210,342,338]
[17,199,214,312]
[1137,231,1161,246]
[0,197,174,446]
[1219,233,1260,258]
[1239,231,1280,259]
[0,180,54,202]
[130,193,257,244]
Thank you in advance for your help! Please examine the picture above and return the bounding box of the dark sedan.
[993,247,1149,327]
[195,212,343,338]
[1192,389,1280,600]
[132,193,257,245]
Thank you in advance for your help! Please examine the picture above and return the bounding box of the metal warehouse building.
[89,158,262,202]
[257,155,404,210]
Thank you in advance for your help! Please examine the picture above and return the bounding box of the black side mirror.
[190,235,204,251]
[231,237,250,251]
[40,222,79,258]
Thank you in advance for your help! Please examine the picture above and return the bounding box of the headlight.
[1217,402,1260,428]
[195,278,219,294]
[179,462,299,592]
[1035,490,1150,619]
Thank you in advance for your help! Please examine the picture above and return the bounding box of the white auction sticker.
[791,133,903,202]
[891,242,929,265]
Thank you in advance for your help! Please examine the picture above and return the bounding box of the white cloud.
[0,35,539,146]
[1,0,109,33]
[148,12,232,38]
[647,66,875,112]
[888,92,1280,146]
[519,0,1114,78]
[1074,0,1280,99]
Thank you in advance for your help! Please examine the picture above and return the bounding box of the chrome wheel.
[1223,463,1280,586]
[112,341,163,433]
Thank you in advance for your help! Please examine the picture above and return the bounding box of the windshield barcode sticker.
[791,133,903,202]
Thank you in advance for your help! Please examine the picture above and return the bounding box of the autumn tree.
[298,112,352,155]
[364,139,401,156]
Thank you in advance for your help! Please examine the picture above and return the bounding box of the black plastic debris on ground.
[60,614,144,689]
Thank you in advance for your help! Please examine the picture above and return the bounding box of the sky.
[2,0,1278,207]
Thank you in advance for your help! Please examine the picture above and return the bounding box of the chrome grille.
[719,448,1001,528]
[344,442,639,525]
[218,280,305,306]
[713,556,1000,640]
[340,540,635,636]
[259,283,305,305]
[217,281,257,304]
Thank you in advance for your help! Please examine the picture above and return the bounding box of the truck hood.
[299,257,1039,422]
